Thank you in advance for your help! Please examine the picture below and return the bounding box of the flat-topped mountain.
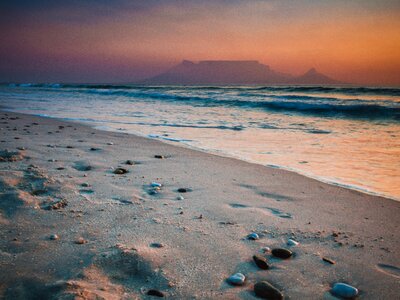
[141,60,341,85]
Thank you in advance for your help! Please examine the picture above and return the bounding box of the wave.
[4,82,400,96]
[2,83,400,121]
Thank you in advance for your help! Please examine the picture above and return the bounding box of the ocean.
[1,84,399,200]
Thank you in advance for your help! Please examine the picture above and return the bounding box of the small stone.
[107,142,114,145]
[177,188,192,193]
[81,182,90,187]
[254,281,283,300]
[147,289,164,297]
[90,147,101,151]
[75,237,88,244]
[150,242,164,248]
[271,248,293,259]
[261,247,271,253]
[322,257,336,264]
[50,234,59,240]
[253,255,270,270]
[176,195,184,200]
[331,283,358,299]
[287,239,299,246]
[154,155,165,159]
[151,182,162,187]
[247,233,259,240]
[113,167,128,175]
[227,273,246,286]
[125,160,135,165]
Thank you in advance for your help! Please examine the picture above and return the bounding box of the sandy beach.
[0,110,399,299]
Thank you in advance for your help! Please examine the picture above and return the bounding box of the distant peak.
[306,67,317,74]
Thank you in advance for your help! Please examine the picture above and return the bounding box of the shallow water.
[1,84,399,200]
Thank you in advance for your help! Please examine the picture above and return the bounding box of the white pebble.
[261,246,271,253]
[151,182,162,187]
[287,239,299,246]
[177,195,184,200]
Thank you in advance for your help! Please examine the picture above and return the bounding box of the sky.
[0,0,399,85]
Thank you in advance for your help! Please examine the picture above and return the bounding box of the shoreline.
[3,108,398,202]
[1,110,399,299]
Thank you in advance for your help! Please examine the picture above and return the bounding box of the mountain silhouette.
[141,60,341,85]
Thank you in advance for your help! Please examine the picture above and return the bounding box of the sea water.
[1,84,399,200]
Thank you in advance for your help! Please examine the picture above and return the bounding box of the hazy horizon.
[1,0,399,86]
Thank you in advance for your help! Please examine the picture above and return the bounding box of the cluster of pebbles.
[227,234,359,299]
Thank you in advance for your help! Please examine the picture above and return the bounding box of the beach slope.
[0,111,399,299]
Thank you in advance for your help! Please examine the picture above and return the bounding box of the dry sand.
[0,110,399,299]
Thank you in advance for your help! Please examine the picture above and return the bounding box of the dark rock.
[125,160,135,165]
[253,255,270,269]
[177,188,192,193]
[154,155,165,159]
[322,257,336,264]
[271,248,292,259]
[254,281,283,300]
[113,167,128,175]
[90,147,101,151]
[147,289,165,297]
[150,242,164,248]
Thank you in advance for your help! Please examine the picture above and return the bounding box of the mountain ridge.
[140,60,341,85]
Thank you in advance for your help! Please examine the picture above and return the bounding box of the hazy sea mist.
[1,84,399,200]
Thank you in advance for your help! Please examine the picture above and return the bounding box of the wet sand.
[0,110,399,299]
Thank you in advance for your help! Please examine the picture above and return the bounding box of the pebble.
[253,255,270,269]
[50,234,59,240]
[287,239,299,246]
[271,248,293,259]
[75,237,88,244]
[107,142,114,145]
[154,155,165,159]
[331,283,358,298]
[126,160,135,165]
[254,281,284,300]
[150,242,164,248]
[322,257,336,264]
[177,188,192,193]
[113,167,128,175]
[247,233,260,240]
[147,289,165,297]
[176,195,184,200]
[81,182,90,187]
[151,182,162,187]
[227,273,246,286]
[261,247,271,253]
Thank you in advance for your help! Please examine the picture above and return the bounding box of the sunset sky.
[1,0,399,85]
